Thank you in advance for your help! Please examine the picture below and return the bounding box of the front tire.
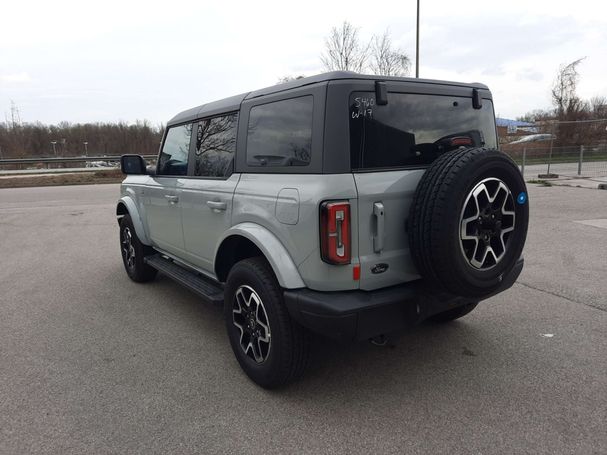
[224,257,310,389]
[119,214,157,283]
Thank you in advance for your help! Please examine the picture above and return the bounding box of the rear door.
[350,89,498,290]
[179,113,240,272]
[144,122,193,255]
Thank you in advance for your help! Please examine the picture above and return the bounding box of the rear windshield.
[349,92,497,170]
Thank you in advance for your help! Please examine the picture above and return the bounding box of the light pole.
[83,141,88,157]
[416,0,420,78]
[51,141,57,156]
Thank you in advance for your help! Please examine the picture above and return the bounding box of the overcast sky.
[1,0,606,125]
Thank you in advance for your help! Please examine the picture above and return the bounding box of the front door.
[144,177,183,253]
[143,122,193,255]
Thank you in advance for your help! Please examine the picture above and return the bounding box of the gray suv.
[117,72,528,388]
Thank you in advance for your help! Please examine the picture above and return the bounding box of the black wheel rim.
[459,177,516,270]
[232,285,272,364]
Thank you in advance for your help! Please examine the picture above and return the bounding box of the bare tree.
[320,22,411,76]
[5,100,22,130]
[369,30,411,77]
[551,58,586,119]
[590,95,607,118]
[321,21,369,72]
[516,109,554,123]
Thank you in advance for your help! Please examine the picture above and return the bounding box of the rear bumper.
[284,258,524,341]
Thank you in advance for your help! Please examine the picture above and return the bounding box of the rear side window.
[246,96,313,167]
[193,113,238,178]
[349,92,497,170]
[157,123,192,176]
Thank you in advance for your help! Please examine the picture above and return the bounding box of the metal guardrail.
[0,155,157,165]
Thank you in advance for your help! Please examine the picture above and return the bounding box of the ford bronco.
[117,72,528,388]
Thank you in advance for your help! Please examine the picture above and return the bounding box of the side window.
[157,123,192,176]
[246,96,313,167]
[194,113,238,177]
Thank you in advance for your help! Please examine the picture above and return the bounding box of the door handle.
[207,200,227,211]
[165,195,179,204]
[373,202,385,253]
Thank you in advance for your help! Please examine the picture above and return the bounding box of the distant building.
[496,118,538,144]
[497,118,559,161]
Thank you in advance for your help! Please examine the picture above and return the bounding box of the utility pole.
[83,141,88,157]
[416,0,420,78]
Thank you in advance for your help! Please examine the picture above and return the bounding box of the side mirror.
[120,155,147,175]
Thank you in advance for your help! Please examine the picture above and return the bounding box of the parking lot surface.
[1,184,606,454]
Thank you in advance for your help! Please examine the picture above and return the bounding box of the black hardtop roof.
[167,71,490,126]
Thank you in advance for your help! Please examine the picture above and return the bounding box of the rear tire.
[224,257,310,389]
[429,302,478,322]
[119,214,157,283]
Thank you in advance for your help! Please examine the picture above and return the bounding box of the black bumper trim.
[284,258,524,341]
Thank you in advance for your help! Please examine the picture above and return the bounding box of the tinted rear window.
[246,96,313,167]
[349,92,497,170]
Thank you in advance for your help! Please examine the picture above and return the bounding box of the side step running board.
[144,254,224,305]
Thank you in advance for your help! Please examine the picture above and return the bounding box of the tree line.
[0,116,163,159]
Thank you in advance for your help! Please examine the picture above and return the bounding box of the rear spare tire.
[408,147,528,298]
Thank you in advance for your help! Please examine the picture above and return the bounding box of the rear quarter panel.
[232,173,359,291]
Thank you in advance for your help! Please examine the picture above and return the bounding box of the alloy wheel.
[232,285,272,363]
[459,177,516,270]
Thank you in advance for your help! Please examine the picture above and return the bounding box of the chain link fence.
[503,144,607,180]
[501,118,607,181]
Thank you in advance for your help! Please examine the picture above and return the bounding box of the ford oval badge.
[371,263,389,274]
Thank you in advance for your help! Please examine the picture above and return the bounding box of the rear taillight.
[320,201,351,265]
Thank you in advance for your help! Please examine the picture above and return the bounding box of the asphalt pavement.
[1,183,606,454]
